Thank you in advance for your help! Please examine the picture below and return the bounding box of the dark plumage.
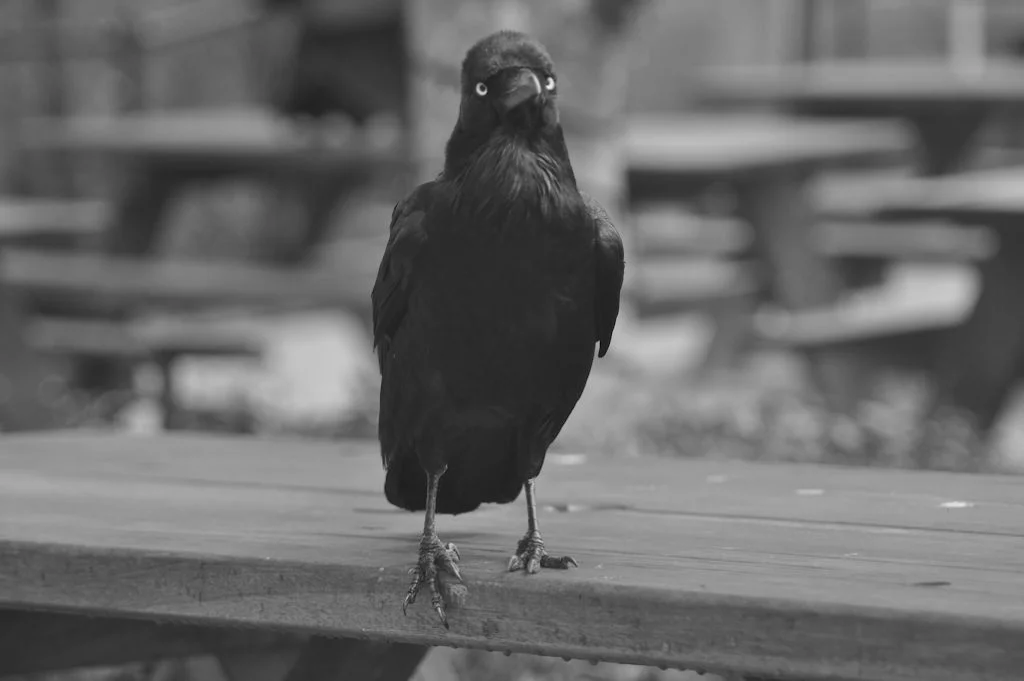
[371,30,625,627]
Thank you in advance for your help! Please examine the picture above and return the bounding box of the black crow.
[371,30,625,628]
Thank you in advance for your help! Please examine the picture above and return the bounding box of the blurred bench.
[629,258,760,318]
[0,430,1020,680]
[0,248,371,311]
[754,286,972,373]
[625,114,910,404]
[26,316,263,430]
[634,208,995,263]
[864,166,1024,464]
[21,109,406,263]
[0,246,373,429]
[0,197,107,247]
[700,58,1024,175]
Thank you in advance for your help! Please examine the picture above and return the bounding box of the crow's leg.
[402,467,461,628]
[508,478,578,574]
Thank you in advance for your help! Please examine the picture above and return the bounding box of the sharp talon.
[403,534,461,627]
[509,530,575,575]
[446,542,461,561]
[539,554,578,570]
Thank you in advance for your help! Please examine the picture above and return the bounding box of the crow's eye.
[474,82,488,97]
[544,76,556,91]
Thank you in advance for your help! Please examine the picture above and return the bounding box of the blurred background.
[2,0,1024,677]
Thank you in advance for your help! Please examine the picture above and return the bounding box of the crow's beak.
[500,70,542,112]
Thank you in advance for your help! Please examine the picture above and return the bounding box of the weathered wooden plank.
[0,433,1021,681]
[6,433,1022,534]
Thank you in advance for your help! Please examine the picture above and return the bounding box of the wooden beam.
[0,609,303,675]
[0,433,1023,679]
[282,637,428,681]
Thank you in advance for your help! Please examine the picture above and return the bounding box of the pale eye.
[544,76,556,91]
[474,82,488,97]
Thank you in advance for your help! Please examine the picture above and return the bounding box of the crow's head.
[444,31,571,184]
[458,30,559,132]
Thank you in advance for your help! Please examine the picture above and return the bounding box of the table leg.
[256,172,369,265]
[105,163,180,256]
[908,108,987,176]
[916,226,1024,470]
[0,286,69,430]
[68,163,180,397]
[736,168,870,414]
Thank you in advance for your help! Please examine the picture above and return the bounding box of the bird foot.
[507,530,577,574]
[402,535,461,629]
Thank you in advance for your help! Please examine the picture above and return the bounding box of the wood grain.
[0,433,1021,680]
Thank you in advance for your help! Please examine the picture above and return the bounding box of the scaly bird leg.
[508,478,578,574]
[402,467,461,628]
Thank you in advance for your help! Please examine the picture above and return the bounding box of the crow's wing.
[371,182,435,470]
[371,181,434,368]
[581,192,625,357]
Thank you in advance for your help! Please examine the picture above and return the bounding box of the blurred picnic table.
[858,166,1024,466]
[3,107,400,424]
[20,108,406,261]
[700,58,1024,174]
[626,113,911,409]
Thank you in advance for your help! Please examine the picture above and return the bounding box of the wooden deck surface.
[0,432,1022,681]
